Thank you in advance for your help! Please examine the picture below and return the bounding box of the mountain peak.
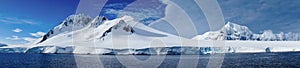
[224,22,249,30]
[225,21,232,26]
[223,22,253,40]
[193,22,253,40]
[37,15,138,43]
[38,14,95,43]
[56,14,92,29]
[224,21,235,28]
[222,22,252,34]
[90,16,107,28]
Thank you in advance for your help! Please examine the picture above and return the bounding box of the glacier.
[2,41,300,54]
[1,14,300,54]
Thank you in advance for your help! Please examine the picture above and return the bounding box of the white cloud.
[103,0,165,24]
[12,28,22,33]
[105,3,127,7]
[23,37,38,44]
[5,36,20,40]
[0,17,35,24]
[30,32,46,37]
[23,37,36,42]
[104,8,163,24]
[5,35,39,45]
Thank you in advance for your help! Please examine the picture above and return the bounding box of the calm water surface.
[0,52,299,68]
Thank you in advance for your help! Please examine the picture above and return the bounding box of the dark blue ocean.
[0,52,299,68]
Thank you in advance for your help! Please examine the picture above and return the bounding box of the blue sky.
[0,0,300,45]
[0,0,80,44]
[218,0,300,33]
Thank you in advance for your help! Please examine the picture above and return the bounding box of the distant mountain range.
[193,22,300,41]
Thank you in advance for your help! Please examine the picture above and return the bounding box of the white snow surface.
[1,14,300,54]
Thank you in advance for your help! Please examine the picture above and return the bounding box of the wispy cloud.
[22,37,38,44]
[12,28,22,33]
[104,8,164,24]
[5,35,39,45]
[29,32,46,37]
[5,31,45,45]
[5,36,20,40]
[102,0,165,24]
[104,3,128,8]
[0,17,35,24]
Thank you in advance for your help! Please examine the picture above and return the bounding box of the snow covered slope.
[26,14,192,54]
[38,14,93,43]
[1,14,299,54]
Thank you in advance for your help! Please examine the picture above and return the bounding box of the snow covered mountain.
[193,22,300,41]
[38,14,95,43]
[24,14,194,54]
[193,22,252,40]
[1,14,299,54]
